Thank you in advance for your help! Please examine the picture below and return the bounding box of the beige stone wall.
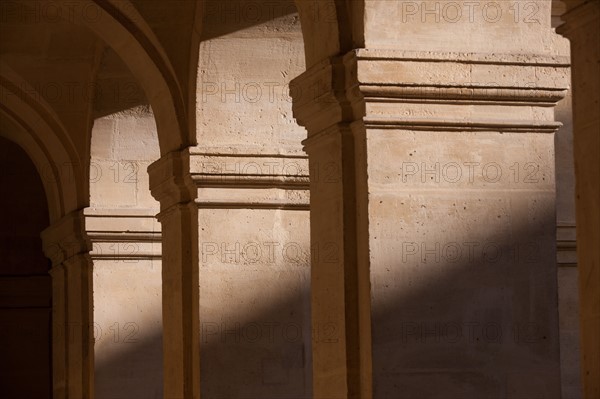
[90,107,163,398]
[197,2,306,154]
[1,1,593,397]
[369,129,561,396]
[194,2,311,396]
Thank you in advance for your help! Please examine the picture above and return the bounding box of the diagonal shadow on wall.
[94,203,561,399]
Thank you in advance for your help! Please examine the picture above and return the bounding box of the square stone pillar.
[557,1,600,397]
[149,150,200,399]
[291,47,569,398]
[149,146,312,398]
[41,210,94,399]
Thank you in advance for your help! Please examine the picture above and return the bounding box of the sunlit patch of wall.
[89,106,163,398]
[195,1,312,396]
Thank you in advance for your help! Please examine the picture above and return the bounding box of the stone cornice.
[359,118,563,133]
[83,210,162,261]
[291,49,570,137]
[192,174,309,188]
[188,152,309,187]
[352,49,570,65]
[189,152,310,210]
[150,149,310,210]
[357,85,566,105]
[88,238,161,261]
[557,223,577,267]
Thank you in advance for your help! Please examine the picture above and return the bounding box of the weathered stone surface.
[0,1,594,398]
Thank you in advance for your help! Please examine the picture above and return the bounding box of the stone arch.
[293,0,358,67]
[0,63,94,399]
[0,63,85,222]
[55,0,196,154]
[88,106,163,397]
[0,137,53,399]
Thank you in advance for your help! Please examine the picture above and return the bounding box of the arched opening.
[194,1,311,397]
[88,48,163,398]
[1,1,190,395]
[0,137,52,398]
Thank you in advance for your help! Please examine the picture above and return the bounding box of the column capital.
[41,208,94,399]
[291,49,570,142]
[187,149,310,210]
[151,148,310,211]
[148,148,197,211]
[41,209,92,267]
[83,208,162,261]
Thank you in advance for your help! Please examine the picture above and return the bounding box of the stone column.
[290,55,373,398]
[41,210,94,399]
[291,2,570,397]
[551,3,582,394]
[558,1,600,397]
[148,150,200,399]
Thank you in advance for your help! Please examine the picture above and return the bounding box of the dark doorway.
[0,137,52,398]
